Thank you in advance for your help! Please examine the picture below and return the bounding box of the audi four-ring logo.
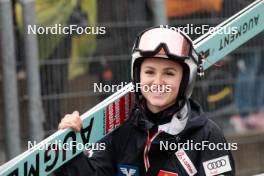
[207,159,226,170]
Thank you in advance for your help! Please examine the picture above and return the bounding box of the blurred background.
[0,0,263,175]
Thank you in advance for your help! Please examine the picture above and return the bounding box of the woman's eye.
[166,72,175,76]
[145,70,154,74]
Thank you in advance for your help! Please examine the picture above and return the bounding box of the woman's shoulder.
[202,119,227,142]
[204,119,222,132]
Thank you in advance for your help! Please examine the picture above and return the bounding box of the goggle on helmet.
[131,26,204,98]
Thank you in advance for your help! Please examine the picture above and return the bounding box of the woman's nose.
[152,74,163,85]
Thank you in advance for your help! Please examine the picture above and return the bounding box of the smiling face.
[140,57,183,113]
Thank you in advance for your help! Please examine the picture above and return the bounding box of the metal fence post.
[20,0,44,142]
[0,0,21,159]
[151,0,168,25]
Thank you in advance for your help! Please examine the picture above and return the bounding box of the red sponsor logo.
[105,93,134,134]
[106,97,127,134]
[176,151,194,174]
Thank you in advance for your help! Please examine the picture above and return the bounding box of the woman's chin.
[146,96,176,112]
[148,101,168,110]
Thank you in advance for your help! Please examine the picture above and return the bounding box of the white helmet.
[131,26,203,99]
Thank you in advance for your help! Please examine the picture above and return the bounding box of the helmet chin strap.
[197,54,205,78]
